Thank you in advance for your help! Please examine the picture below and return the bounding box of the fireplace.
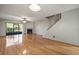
[27,29,32,34]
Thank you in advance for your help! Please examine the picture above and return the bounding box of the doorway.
[6,23,23,35]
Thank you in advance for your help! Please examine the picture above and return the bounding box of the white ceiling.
[0,4,79,21]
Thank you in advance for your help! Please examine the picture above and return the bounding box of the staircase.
[43,13,61,38]
[46,13,61,30]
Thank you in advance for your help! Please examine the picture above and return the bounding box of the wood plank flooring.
[0,34,79,55]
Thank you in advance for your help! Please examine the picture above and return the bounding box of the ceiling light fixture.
[23,20,26,23]
[23,18,26,23]
[29,4,41,12]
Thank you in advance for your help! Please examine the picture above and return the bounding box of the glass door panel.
[6,23,13,35]
[14,24,19,32]
[19,24,23,32]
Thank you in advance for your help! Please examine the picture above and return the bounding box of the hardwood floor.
[0,34,79,55]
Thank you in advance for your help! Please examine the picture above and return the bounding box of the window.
[6,23,13,33]
[6,23,23,35]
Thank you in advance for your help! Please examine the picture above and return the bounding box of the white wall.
[34,19,49,35]
[35,8,79,45]
[48,8,79,45]
[0,20,6,36]
[0,18,35,36]
[24,22,34,34]
[0,19,23,36]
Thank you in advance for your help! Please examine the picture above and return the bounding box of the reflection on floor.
[6,35,23,47]
[0,34,79,55]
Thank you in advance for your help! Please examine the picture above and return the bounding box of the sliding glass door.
[6,23,23,35]
[14,24,19,34]
[6,23,13,35]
